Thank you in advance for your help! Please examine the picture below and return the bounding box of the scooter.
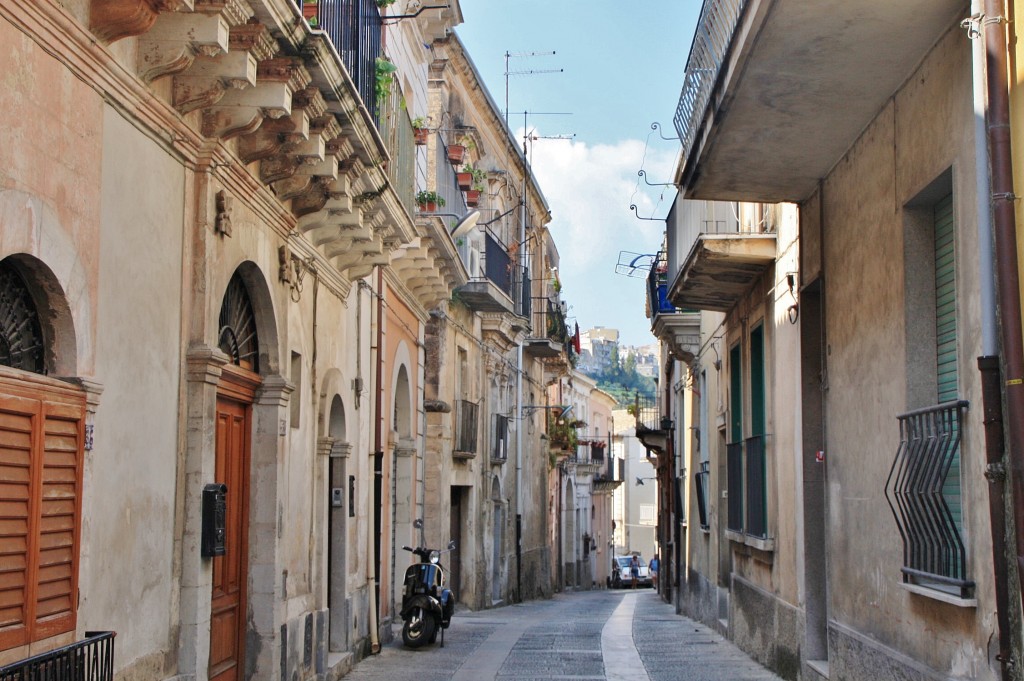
[399,523,455,648]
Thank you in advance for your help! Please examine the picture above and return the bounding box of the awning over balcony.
[676,0,964,202]
[668,234,775,312]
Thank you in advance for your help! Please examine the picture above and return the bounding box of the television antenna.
[505,50,564,124]
[615,251,657,278]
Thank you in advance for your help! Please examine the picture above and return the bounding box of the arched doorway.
[491,478,503,604]
[564,478,576,588]
[326,394,348,652]
[210,271,262,681]
[391,363,414,614]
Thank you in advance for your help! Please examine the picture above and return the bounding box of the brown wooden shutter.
[34,404,81,639]
[0,396,37,649]
[0,375,84,651]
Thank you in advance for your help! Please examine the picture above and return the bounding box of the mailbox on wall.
[201,483,228,558]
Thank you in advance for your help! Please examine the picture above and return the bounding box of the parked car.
[611,555,651,588]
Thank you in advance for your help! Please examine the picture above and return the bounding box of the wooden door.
[449,487,462,599]
[209,395,251,681]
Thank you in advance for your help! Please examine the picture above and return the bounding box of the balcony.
[453,399,479,459]
[667,200,775,312]
[886,400,973,599]
[308,0,382,122]
[457,231,516,313]
[674,0,963,201]
[524,299,569,358]
[0,631,116,680]
[594,455,624,494]
[378,77,416,217]
[632,392,673,455]
[648,248,700,362]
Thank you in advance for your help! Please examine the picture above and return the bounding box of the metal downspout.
[969,4,1013,678]
[984,0,1024,646]
[369,269,385,654]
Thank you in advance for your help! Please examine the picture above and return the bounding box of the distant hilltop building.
[578,327,620,375]
[578,328,659,379]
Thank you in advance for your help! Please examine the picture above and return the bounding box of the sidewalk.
[342,589,784,680]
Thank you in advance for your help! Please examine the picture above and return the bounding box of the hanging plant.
[376,0,397,6]
[375,58,397,106]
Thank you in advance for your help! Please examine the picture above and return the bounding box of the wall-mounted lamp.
[420,210,481,239]
[635,476,657,486]
[660,417,675,431]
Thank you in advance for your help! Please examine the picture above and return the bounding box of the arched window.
[218,272,259,372]
[0,260,45,374]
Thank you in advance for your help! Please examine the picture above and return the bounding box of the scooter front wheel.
[402,607,436,648]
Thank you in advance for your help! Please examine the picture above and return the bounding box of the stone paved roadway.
[343,589,784,680]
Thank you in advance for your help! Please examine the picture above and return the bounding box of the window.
[726,328,769,539]
[290,351,301,428]
[889,175,970,596]
[639,504,656,526]
[492,414,509,461]
[0,380,85,650]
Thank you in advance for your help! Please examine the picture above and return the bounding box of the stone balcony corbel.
[237,87,325,163]
[171,21,273,113]
[91,0,191,44]
[138,0,252,82]
[201,56,310,139]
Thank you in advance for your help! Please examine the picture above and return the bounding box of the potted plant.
[415,190,445,213]
[456,171,472,191]
[447,143,466,165]
[302,0,318,21]
[412,117,428,146]
[376,0,397,7]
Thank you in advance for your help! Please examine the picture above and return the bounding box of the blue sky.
[455,1,701,347]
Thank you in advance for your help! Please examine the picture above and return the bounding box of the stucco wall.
[821,26,996,678]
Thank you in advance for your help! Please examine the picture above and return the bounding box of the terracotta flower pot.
[465,190,480,207]
[447,144,466,164]
[418,201,437,213]
[414,127,428,146]
[456,172,472,190]
[302,2,318,19]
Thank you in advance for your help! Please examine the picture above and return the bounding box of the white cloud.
[521,132,678,345]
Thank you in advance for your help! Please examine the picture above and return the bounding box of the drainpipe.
[369,268,386,654]
[984,0,1024,655]
[969,5,1013,679]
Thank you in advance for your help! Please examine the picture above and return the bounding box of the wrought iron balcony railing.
[515,266,531,319]
[673,0,747,165]
[632,392,672,433]
[307,0,383,122]
[454,399,479,455]
[695,460,710,530]
[377,78,415,216]
[434,138,469,220]
[482,232,513,296]
[0,631,116,681]
[885,400,973,597]
[647,250,675,316]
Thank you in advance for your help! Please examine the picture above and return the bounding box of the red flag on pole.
[573,322,581,354]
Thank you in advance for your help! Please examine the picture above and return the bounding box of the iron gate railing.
[483,232,513,296]
[885,400,973,597]
[0,632,115,681]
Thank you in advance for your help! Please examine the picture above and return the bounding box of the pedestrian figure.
[630,554,640,589]
[650,554,659,590]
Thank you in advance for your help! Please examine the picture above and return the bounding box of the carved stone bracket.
[139,8,233,82]
[90,0,189,44]
[201,57,311,140]
[171,21,272,113]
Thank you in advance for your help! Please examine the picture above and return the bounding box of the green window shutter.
[730,343,742,443]
[750,325,765,437]
[934,193,961,532]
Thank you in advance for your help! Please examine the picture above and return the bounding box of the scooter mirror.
[448,540,456,550]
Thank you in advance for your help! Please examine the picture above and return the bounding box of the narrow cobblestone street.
[344,590,783,681]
